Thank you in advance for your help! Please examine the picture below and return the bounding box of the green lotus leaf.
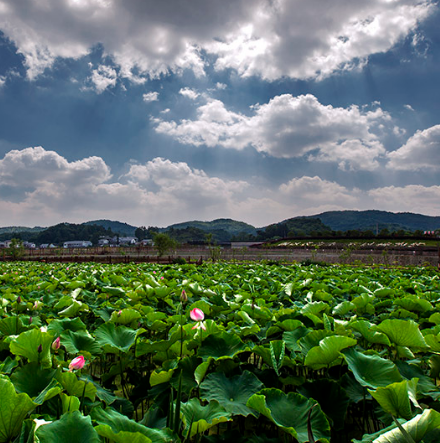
[298,379,350,431]
[0,356,18,374]
[300,301,329,316]
[298,329,329,355]
[59,300,87,318]
[91,407,175,443]
[342,348,403,389]
[332,301,356,316]
[282,327,311,353]
[10,363,60,403]
[375,319,427,349]
[60,393,80,413]
[394,296,432,313]
[110,308,141,325]
[396,360,440,401]
[305,335,357,370]
[150,369,173,387]
[424,333,440,353]
[170,356,201,394]
[200,371,263,417]
[356,409,440,443]
[428,312,440,325]
[279,319,304,331]
[197,331,250,361]
[61,329,102,355]
[0,316,30,336]
[270,340,285,375]
[102,286,126,296]
[350,320,391,346]
[47,317,86,335]
[36,410,101,443]
[0,376,36,443]
[9,328,54,368]
[95,323,144,354]
[246,388,330,443]
[369,378,419,420]
[57,371,97,401]
[181,398,232,438]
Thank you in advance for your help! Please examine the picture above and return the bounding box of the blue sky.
[0,0,439,228]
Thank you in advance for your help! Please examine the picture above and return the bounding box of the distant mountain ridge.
[1,211,439,244]
[83,220,137,236]
[167,218,257,236]
[308,210,440,232]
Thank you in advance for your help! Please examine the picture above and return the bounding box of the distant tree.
[7,238,25,260]
[135,226,147,241]
[153,233,177,257]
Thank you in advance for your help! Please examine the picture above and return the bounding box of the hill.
[82,220,137,236]
[310,210,440,232]
[166,218,257,241]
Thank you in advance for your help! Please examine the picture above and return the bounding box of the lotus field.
[1,262,440,443]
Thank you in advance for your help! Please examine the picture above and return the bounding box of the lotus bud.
[180,289,188,303]
[17,296,21,304]
[29,316,33,324]
[37,344,42,353]
[117,310,122,316]
[69,355,85,371]
[52,337,60,351]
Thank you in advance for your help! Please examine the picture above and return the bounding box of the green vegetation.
[153,232,178,257]
[0,261,440,442]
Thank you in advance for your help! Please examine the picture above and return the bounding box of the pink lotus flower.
[69,355,85,371]
[52,337,60,350]
[190,308,204,321]
[190,308,206,331]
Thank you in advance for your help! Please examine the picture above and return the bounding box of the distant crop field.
[1,262,440,442]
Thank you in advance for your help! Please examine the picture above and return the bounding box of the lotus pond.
[1,261,440,443]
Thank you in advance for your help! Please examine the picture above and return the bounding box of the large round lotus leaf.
[0,376,36,443]
[200,371,263,417]
[9,328,53,368]
[60,329,102,355]
[181,398,232,438]
[10,362,60,403]
[36,411,101,443]
[282,327,311,353]
[342,348,403,389]
[57,371,97,401]
[375,319,427,349]
[246,388,330,443]
[298,379,350,431]
[0,316,30,335]
[90,407,175,443]
[396,360,440,401]
[110,308,141,325]
[356,409,440,443]
[305,335,357,370]
[369,378,419,420]
[95,322,142,353]
[47,317,86,335]
[349,320,391,346]
[170,356,201,393]
[197,332,250,361]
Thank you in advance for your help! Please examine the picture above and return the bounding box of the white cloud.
[1,146,439,226]
[0,0,434,81]
[89,65,118,93]
[179,87,199,100]
[404,104,415,111]
[155,94,389,170]
[387,125,440,170]
[215,82,227,90]
[143,91,159,102]
[0,76,5,88]
[368,184,440,215]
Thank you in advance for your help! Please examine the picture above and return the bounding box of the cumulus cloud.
[88,65,118,93]
[143,91,159,102]
[387,125,440,170]
[1,146,439,226]
[179,87,199,100]
[368,184,440,215]
[0,0,434,81]
[155,94,389,170]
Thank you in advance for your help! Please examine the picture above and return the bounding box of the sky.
[0,0,439,229]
